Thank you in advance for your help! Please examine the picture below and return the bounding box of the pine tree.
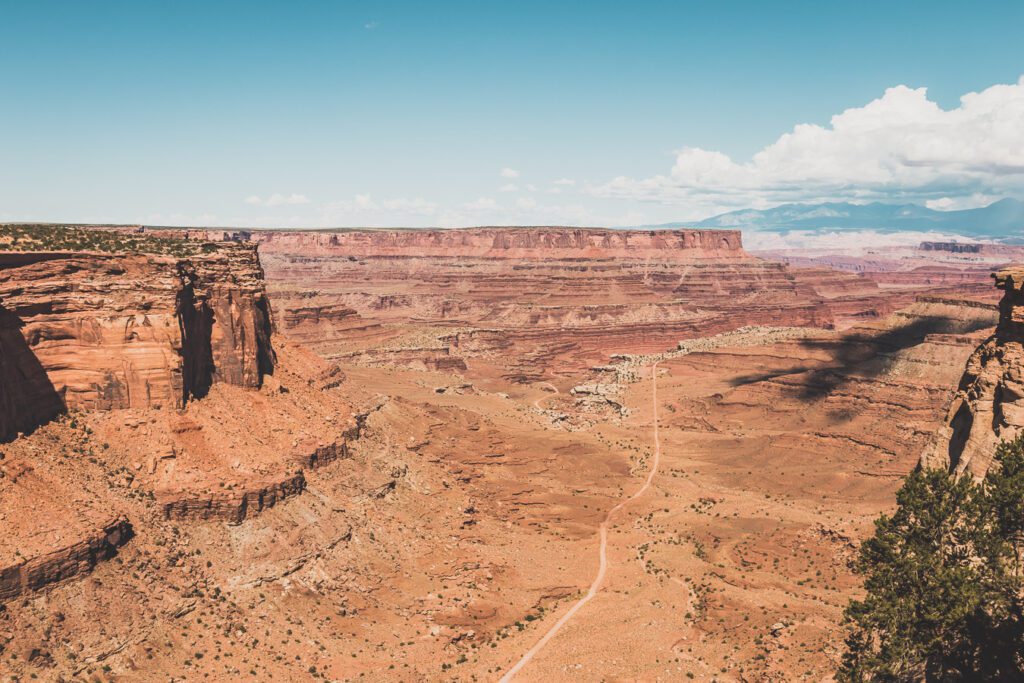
[840,467,984,681]
[840,439,1024,682]
[985,435,1024,577]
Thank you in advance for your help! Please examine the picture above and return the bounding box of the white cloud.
[500,167,520,179]
[525,184,538,192]
[364,21,379,29]
[746,229,980,253]
[553,178,576,186]
[925,193,1000,211]
[589,77,1024,219]
[244,193,310,207]
[516,197,537,209]
[498,183,519,192]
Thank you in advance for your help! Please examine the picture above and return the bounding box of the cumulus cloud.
[516,197,537,209]
[500,167,520,179]
[553,178,576,186]
[498,183,519,192]
[244,193,310,207]
[589,77,1024,219]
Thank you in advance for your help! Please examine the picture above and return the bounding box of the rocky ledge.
[0,517,132,603]
[923,266,1024,476]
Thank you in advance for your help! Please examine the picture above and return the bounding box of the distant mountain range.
[641,198,1024,238]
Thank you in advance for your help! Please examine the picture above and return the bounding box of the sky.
[1,0,1023,228]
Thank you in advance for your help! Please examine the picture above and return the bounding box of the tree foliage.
[840,435,1024,682]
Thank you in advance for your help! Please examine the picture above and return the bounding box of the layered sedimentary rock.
[923,266,1024,476]
[0,241,358,615]
[0,246,274,439]
[1,223,1009,681]
[280,303,384,347]
[179,247,276,392]
[257,228,907,376]
[0,517,132,603]
[255,227,745,260]
[159,472,306,524]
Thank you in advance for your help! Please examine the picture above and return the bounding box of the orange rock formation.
[0,246,274,441]
[923,266,1024,476]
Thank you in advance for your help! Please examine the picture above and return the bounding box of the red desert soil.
[0,225,1006,681]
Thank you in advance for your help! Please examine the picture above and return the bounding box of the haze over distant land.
[635,197,1024,251]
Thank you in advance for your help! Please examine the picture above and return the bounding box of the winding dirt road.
[532,381,560,410]
[500,361,664,681]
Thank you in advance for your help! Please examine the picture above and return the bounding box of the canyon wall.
[923,266,1024,477]
[253,227,746,260]
[0,246,274,440]
[256,227,927,377]
[0,298,65,440]
[0,517,132,603]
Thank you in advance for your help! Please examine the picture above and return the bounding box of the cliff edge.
[923,266,1024,476]
[0,240,274,441]
[253,227,746,260]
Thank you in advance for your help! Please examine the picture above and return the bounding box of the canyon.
[255,228,998,383]
[0,223,1014,681]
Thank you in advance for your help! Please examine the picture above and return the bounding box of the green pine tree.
[839,438,1024,682]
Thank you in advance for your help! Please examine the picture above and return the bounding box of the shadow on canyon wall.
[0,305,64,441]
[727,315,995,402]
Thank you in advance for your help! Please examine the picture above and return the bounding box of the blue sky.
[1,0,1022,227]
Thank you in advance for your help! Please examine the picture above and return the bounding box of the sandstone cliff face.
[0,246,274,440]
[259,229,880,377]
[179,247,276,393]
[922,267,1024,477]
[254,227,746,260]
[0,302,65,440]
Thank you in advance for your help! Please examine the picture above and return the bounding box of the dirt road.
[500,361,663,681]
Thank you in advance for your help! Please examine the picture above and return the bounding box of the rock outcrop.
[923,267,1024,476]
[0,517,132,602]
[0,246,274,440]
[159,473,306,524]
[0,301,64,440]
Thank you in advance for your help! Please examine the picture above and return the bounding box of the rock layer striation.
[0,246,274,440]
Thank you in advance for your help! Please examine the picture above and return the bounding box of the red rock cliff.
[253,227,745,260]
[0,245,275,440]
[922,266,1024,476]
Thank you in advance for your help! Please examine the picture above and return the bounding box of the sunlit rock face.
[0,246,274,440]
[923,267,1024,477]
